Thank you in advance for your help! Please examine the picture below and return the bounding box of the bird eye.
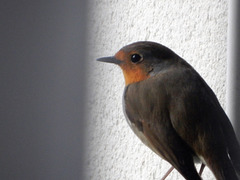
[131,54,142,63]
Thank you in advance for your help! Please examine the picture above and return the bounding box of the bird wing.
[163,65,240,179]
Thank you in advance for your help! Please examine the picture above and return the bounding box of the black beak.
[97,56,122,65]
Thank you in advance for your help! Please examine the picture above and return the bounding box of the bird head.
[97,41,178,85]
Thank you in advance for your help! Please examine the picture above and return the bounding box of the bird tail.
[212,110,240,179]
[210,149,239,180]
[205,115,240,180]
[225,126,240,178]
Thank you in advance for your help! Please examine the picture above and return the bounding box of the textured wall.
[86,1,228,180]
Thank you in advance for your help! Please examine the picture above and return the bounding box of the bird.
[97,41,240,180]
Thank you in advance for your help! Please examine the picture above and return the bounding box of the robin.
[97,41,240,180]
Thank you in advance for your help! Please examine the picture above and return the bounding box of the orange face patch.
[115,50,125,62]
[114,50,149,85]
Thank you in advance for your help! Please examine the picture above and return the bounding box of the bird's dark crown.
[120,41,177,61]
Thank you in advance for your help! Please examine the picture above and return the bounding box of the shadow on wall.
[0,1,87,179]
[227,0,240,141]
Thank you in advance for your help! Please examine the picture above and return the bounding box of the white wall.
[86,1,228,179]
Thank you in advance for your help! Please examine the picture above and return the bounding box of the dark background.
[0,0,87,179]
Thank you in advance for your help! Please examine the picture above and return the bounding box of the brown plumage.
[97,41,240,180]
